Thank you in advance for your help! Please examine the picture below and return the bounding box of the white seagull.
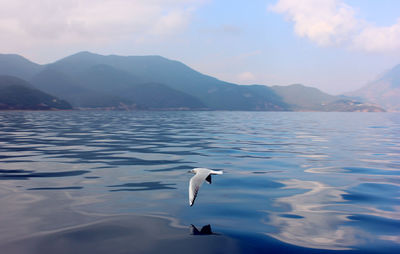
[188,168,223,206]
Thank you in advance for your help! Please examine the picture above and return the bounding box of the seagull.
[188,168,223,206]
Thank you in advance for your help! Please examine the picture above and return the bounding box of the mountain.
[70,63,205,109]
[321,99,386,112]
[271,84,384,112]
[271,84,336,111]
[346,64,400,111]
[31,68,133,109]
[0,51,384,111]
[0,54,42,80]
[30,60,205,109]
[41,51,287,110]
[0,75,72,110]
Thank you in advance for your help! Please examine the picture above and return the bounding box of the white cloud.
[237,71,256,83]
[270,0,400,52]
[353,20,400,52]
[0,0,203,50]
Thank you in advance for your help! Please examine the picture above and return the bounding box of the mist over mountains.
[0,52,388,111]
[346,64,400,112]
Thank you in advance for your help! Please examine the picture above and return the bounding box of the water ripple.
[0,111,399,253]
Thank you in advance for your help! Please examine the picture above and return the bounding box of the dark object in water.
[190,224,213,235]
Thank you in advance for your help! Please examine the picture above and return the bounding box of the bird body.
[188,168,223,206]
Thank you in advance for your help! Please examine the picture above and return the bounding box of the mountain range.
[0,75,71,110]
[346,64,400,112]
[0,52,389,111]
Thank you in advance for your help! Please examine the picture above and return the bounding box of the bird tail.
[210,170,223,175]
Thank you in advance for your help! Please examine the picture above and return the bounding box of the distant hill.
[0,75,72,110]
[31,61,205,109]
[271,84,336,110]
[31,68,135,109]
[272,84,384,112]
[0,54,42,80]
[0,51,384,111]
[41,51,287,110]
[346,64,400,111]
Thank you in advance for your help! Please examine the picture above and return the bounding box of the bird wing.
[190,224,200,235]
[200,224,212,234]
[205,174,212,184]
[189,171,210,206]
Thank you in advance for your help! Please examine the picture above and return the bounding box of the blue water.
[0,111,399,253]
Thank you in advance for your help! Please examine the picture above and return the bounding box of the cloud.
[266,179,369,250]
[353,20,400,52]
[237,71,256,83]
[270,0,400,52]
[0,0,203,50]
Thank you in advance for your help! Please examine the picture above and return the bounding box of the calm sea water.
[0,111,399,254]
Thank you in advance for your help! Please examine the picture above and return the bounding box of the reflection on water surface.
[0,111,399,253]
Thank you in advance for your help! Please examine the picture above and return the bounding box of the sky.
[1,0,400,94]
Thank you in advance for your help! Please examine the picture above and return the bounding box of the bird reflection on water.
[190,224,215,235]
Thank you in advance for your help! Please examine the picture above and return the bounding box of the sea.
[0,111,399,254]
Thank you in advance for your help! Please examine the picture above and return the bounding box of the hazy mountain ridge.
[271,84,337,111]
[31,68,135,109]
[0,54,43,80]
[44,52,287,110]
[0,75,72,110]
[346,64,400,111]
[272,84,384,112]
[0,52,385,111]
